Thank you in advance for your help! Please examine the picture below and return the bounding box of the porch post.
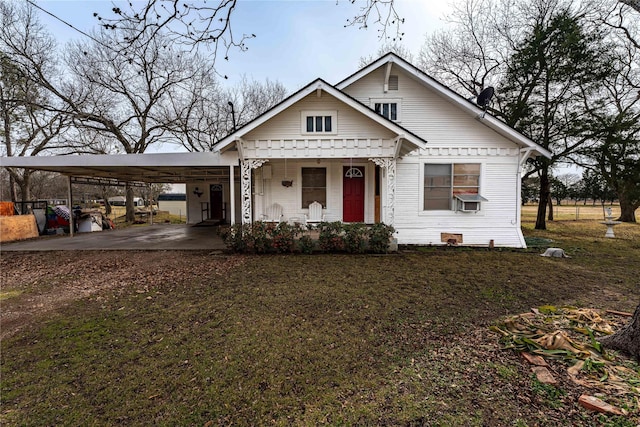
[369,158,396,226]
[229,165,235,225]
[240,159,267,224]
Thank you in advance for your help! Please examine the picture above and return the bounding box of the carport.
[1,151,238,249]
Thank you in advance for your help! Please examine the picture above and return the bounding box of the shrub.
[271,222,300,253]
[343,223,367,254]
[367,223,395,254]
[222,221,395,254]
[297,235,315,254]
[221,223,251,253]
[317,221,345,252]
[250,221,272,254]
[222,221,303,254]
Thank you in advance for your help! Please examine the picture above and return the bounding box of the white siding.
[253,159,376,224]
[392,155,525,247]
[342,64,527,247]
[343,65,515,150]
[244,92,395,142]
[205,62,532,247]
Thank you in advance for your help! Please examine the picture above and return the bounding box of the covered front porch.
[225,133,421,227]
[240,157,397,226]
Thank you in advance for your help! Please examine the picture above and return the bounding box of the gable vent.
[388,75,399,90]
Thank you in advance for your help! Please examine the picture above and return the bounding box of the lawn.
[1,207,638,426]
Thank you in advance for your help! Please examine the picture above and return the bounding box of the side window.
[374,103,398,121]
[423,164,482,211]
[423,164,452,210]
[301,168,326,208]
[370,99,401,122]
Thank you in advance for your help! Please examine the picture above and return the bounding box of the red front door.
[343,166,365,222]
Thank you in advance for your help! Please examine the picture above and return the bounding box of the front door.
[343,166,365,222]
[209,184,224,221]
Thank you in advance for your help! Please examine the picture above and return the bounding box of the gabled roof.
[336,53,552,159]
[214,78,427,155]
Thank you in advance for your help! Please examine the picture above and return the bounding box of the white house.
[1,53,550,247]
[210,53,550,247]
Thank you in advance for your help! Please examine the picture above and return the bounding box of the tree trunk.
[19,173,31,202]
[104,199,112,216]
[547,193,554,221]
[126,184,135,223]
[9,173,18,204]
[535,168,550,230]
[618,192,637,223]
[599,303,640,362]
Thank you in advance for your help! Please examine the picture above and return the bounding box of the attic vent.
[388,75,399,90]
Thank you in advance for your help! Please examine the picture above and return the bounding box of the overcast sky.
[36,0,454,90]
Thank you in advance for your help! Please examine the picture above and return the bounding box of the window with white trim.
[301,111,337,134]
[370,98,401,122]
[301,167,326,208]
[423,163,483,211]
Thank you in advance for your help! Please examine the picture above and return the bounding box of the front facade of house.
[191,54,549,247]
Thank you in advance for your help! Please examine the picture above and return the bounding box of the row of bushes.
[220,221,396,254]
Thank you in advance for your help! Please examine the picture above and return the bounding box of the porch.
[239,157,398,227]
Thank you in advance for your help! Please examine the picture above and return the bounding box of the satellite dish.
[476,86,495,108]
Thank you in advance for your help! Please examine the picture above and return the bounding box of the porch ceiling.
[1,152,234,183]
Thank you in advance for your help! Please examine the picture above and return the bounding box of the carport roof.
[1,152,234,183]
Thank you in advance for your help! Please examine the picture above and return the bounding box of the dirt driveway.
[0,251,241,341]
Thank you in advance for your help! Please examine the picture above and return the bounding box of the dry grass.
[522,203,636,221]
[1,207,639,426]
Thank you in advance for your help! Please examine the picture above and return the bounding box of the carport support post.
[67,176,74,237]
[229,165,235,225]
[148,183,153,226]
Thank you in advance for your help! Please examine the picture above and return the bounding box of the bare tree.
[168,76,286,152]
[417,0,513,98]
[62,28,214,220]
[358,42,414,68]
[0,2,69,202]
[619,0,640,13]
[95,0,404,59]
[228,77,287,130]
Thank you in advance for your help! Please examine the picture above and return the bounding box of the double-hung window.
[301,111,337,134]
[371,99,401,122]
[301,167,326,208]
[423,163,483,211]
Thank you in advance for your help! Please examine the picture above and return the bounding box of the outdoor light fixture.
[193,187,203,197]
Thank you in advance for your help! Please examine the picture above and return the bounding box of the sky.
[35,0,455,90]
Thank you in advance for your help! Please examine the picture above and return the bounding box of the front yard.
[1,215,638,426]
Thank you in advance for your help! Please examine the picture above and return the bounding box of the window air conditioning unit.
[455,194,488,212]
